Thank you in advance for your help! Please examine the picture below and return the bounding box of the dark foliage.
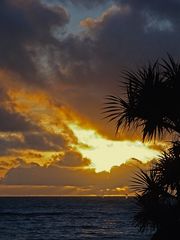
[104,55,180,239]
[103,55,180,140]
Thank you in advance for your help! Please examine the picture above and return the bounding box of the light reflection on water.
[0,197,153,240]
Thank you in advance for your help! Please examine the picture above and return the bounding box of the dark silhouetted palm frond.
[104,55,180,140]
[104,55,180,238]
[154,141,180,196]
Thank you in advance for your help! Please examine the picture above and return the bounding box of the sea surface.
[0,197,153,240]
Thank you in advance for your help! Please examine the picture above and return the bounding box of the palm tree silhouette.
[131,143,180,239]
[104,55,180,239]
[104,55,180,139]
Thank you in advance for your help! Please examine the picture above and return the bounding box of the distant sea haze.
[0,197,153,240]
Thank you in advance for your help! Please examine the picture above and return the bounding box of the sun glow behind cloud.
[68,123,160,172]
[1,86,162,176]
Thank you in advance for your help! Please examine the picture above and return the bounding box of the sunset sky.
[0,0,179,196]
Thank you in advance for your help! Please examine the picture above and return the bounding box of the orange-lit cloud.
[0,158,152,196]
[80,5,130,29]
[0,0,178,195]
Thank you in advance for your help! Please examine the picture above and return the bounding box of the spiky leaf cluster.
[103,55,180,140]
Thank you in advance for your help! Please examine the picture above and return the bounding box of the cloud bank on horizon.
[0,0,177,195]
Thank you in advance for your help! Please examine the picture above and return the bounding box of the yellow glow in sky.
[69,123,160,172]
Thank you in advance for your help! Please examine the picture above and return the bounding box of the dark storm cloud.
[58,0,108,8]
[1,0,180,138]
[51,1,180,136]
[1,164,99,185]
[1,158,150,190]
[1,0,179,85]
[0,135,23,155]
[0,108,37,132]
[1,0,179,87]
[0,88,37,132]
[0,91,68,157]
[0,0,69,81]
[122,0,180,21]
[51,0,180,21]
[57,0,180,84]
[53,150,91,167]
[0,130,67,155]
[23,131,66,151]
[58,2,180,86]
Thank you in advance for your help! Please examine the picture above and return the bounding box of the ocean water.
[0,197,153,240]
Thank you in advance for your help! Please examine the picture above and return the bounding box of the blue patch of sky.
[65,1,114,34]
[42,0,114,35]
